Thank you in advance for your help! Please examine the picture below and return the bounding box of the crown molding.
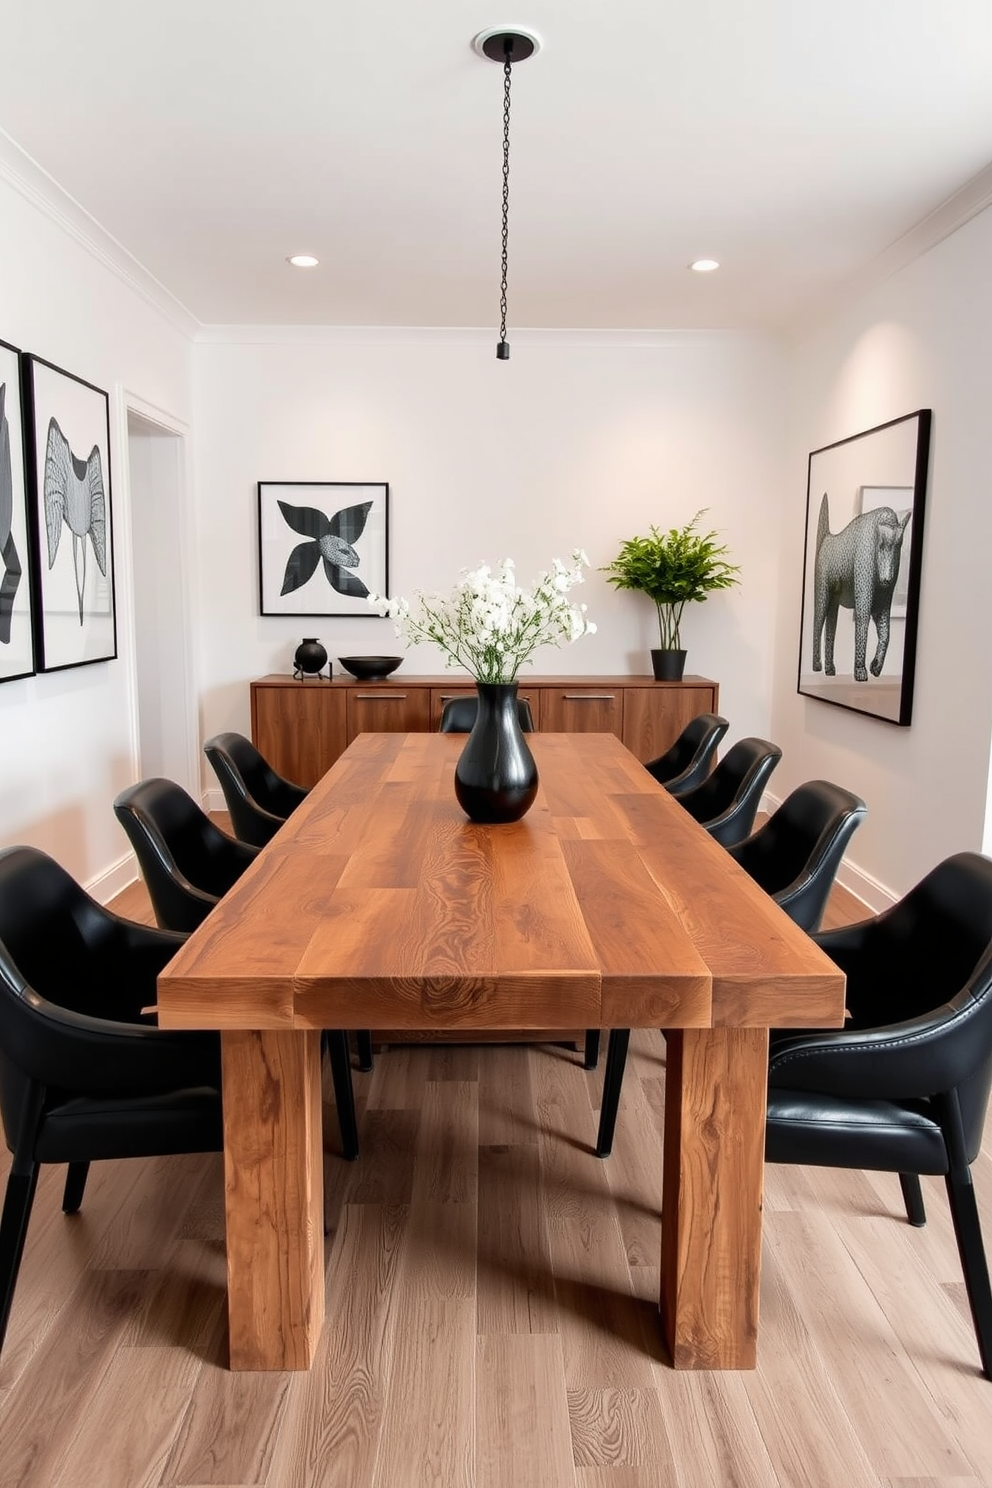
[192,323,776,348]
[785,158,992,339]
[869,158,992,276]
[7,117,987,353]
[0,128,200,340]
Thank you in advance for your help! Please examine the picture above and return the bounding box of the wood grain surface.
[156,732,845,1374]
[159,732,839,1036]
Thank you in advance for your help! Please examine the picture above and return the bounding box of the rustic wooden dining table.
[157,730,845,1372]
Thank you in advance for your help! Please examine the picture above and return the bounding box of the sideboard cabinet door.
[541,688,623,737]
[621,682,719,763]
[250,683,347,788]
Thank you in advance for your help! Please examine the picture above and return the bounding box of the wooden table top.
[157,732,844,1035]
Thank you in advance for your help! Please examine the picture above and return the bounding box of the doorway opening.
[126,409,196,792]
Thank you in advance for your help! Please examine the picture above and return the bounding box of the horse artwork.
[797,409,931,726]
[811,494,912,683]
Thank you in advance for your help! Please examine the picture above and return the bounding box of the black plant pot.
[651,648,687,682]
[453,683,539,824]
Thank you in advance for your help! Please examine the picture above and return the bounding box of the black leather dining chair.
[594,777,864,1157]
[0,845,223,1358]
[766,852,992,1381]
[203,731,309,848]
[727,779,867,932]
[439,695,535,733]
[114,777,259,935]
[114,777,360,1158]
[675,736,783,848]
[645,712,729,795]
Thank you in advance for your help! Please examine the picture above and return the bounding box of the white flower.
[368,551,596,683]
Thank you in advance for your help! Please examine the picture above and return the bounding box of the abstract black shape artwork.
[0,338,35,684]
[278,498,373,600]
[258,482,389,618]
[0,384,22,643]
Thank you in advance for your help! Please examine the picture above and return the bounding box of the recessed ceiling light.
[287,254,319,268]
[689,258,720,273]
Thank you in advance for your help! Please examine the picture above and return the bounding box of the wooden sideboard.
[250,673,720,787]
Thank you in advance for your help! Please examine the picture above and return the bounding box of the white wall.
[0,162,194,890]
[192,327,788,777]
[774,204,992,904]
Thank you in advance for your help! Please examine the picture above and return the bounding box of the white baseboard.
[86,789,220,906]
[760,788,897,917]
[86,851,138,905]
[833,858,897,915]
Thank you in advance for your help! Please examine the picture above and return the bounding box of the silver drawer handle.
[563,693,616,701]
[356,693,408,700]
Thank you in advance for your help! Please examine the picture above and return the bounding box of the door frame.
[115,387,199,795]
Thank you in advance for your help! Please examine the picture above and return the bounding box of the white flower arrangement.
[369,550,596,684]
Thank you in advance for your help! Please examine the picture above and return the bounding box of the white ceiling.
[3,0,992,332]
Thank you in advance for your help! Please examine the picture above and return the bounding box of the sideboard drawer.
[540,688,623,736]
[430,687,476,729]
[347,687,431,736]
[430,687,542,729]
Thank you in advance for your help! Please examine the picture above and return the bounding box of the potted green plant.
[603,510,739,680]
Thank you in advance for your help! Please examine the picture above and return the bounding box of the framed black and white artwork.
[0,338,35,684]
[23,355,117,672]
[258,481,389,617]
[797,409,931,726]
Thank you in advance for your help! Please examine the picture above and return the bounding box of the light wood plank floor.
[3,871,992,1486]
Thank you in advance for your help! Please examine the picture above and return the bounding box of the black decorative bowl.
[338,655,403,681]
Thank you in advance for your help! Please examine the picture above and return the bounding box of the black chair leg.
[355,1029,374,1073]
[595,1029,631,1158]
[324,1029,360,1161]
[584,1030,601,1070]
[62,1162,90,1215]
[899,1172,927,1227]
[944,1168,992,1380]
[0,1164,40,1356]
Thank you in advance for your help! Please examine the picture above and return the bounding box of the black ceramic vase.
[453,683,539,824]
[294,638,328,680]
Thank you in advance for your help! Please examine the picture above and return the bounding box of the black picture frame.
[797,409,931,726]
[0,337,35,684]
[258,481,389,617]
[23,355,117,672]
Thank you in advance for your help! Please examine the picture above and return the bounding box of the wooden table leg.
[220,1028,325,1370]
[660,1026,769,1369]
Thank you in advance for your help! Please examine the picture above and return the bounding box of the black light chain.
[498,41,512,354]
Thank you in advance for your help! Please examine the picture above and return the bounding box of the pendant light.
[473,27,541,360]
